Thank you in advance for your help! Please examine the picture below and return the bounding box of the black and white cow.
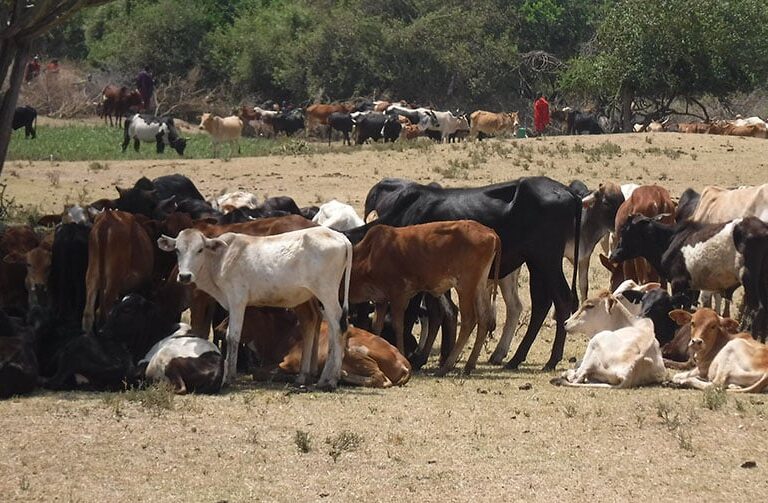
[12,105,37,139]
[355,112,402,144]
[137,323,223,394]
[610,215,768,337]
[122,114,187,155]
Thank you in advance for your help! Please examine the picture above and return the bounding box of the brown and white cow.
[347,220,500,376]
[669,309,768,392]
[305,103,354,132]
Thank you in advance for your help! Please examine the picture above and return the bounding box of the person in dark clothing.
[136,66,155,111]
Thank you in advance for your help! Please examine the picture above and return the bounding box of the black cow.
[553,109,603,135]
[45,294,183,390]
[328,112,354,146]
[122,114,187,155]
[113,175,204,219]
[364,178,442,221]
[151,174,205,202]
[273,110,305,136]
[355,112,401,144]
[300,205,320,220]
[610,215,768,338]
[0,309,38,398]
[621,288,684,346]
[364,176,583,370]
[12,105,37,139]
[261,196,302,215]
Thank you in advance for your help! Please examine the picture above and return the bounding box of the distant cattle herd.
[3,166,768,398]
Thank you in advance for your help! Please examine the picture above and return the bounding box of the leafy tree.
[560,0,768,128]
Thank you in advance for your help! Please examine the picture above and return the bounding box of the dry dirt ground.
[2,128,768,502]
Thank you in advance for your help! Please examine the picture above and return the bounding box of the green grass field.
[6,125,313,161]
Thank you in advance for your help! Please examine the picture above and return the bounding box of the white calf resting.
[560,318,665,388]
[158,226,352,388]
[312,199,365,231]
[212,191,259,213]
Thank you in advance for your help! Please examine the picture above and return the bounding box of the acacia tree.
[560,0,768,130]
[0,0,112,175]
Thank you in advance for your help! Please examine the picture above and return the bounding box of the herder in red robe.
[534,94,550,135]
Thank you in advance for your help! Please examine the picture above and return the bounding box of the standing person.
[136,66,155,112]
[533,93,550,136]
[25,56,41,83]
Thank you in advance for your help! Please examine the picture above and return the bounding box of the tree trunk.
[0,39,29,176]
[620,84,633,133]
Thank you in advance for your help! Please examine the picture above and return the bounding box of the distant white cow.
[139,323,223,394]
[312,200,365,231]
[212,191,259,214]
[198,113,243,157]
[426,111,465,142]
[157,226,353,388]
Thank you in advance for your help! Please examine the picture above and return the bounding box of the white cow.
[250,106,279,137]
[211,191,259,213]
[157,226,353,388]
[558,317,665,388]
[122,114,187,156]
[198,113,243,157]
[139,323,223,394]
[426,111,465,142]
[312,200,365,231]
[564,286,658,336]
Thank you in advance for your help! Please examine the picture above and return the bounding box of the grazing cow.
[100,84,143,127]
[551,109,604,135]
[669,309,768,392]
[0,310,38,398]
[364,176,583,370]
[448,116,470,142]
[0,226,40,315]
[468,110,520,139]
[158,226,352,388]
[355,112,402,144]
[312,200,364,231]
[138,323,223,394]
[217,310,411,388]
[305,103,354,131]
[272,109,305,136]
[611,215,768,337]
[122,114,187,155]
[12,105,37,139]
[327,112,354,146]
[556,317,664,388]
[347,221,500,375]
[82,211,154,334]
[198,113,243,157]
[363,178,442,222]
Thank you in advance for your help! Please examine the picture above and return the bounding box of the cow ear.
[605,295,617,313]
[720,317,739,334]
[157,195,177,214]
[205,238,228,251]
[668,309,692,326]
[157,235,177,252]
[3,252,27,265]
[581,192,596,209]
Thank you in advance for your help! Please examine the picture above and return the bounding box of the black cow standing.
[364,176,582,371]
[355,112,402,144]
[12,105,37,139]
[328,112,354,146]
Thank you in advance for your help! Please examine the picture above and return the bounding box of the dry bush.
[17,61,111,118]
[154,66,221,123]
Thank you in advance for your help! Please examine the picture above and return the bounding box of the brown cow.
[216,309,410,388]
[3,230,54,308]
[82,211,154,333]
[604,185,676,291]
[348,221,500,376]
[305,103,354,131]
[677,122,712,134]
[100,84,143,127]
[0,226,40,313]
[468,110,520,139]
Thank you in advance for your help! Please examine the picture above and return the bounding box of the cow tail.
[570,198,582,311]
[341,237,353,333]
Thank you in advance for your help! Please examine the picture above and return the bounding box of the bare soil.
[1,130,767,502]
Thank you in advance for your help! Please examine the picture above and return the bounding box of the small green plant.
[326,430,363,462]
[295,430,312,453]
[656,400,681,430]
[702,386,727,411]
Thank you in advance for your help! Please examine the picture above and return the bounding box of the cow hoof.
[488,355,506,366]
[315,381,338,392]
[408,352,428,370]
[504,359,522,370]
[462,367,475,376]
[434,367,450,377]
[542,361,558,372]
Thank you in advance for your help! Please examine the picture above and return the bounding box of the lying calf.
[670,309,768,392]
[137,323,223,394]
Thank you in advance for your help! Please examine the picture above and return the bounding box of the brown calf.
[349,221,500,376]
[0,226,40,313]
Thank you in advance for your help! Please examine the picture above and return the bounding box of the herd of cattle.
[3,170,768,399]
